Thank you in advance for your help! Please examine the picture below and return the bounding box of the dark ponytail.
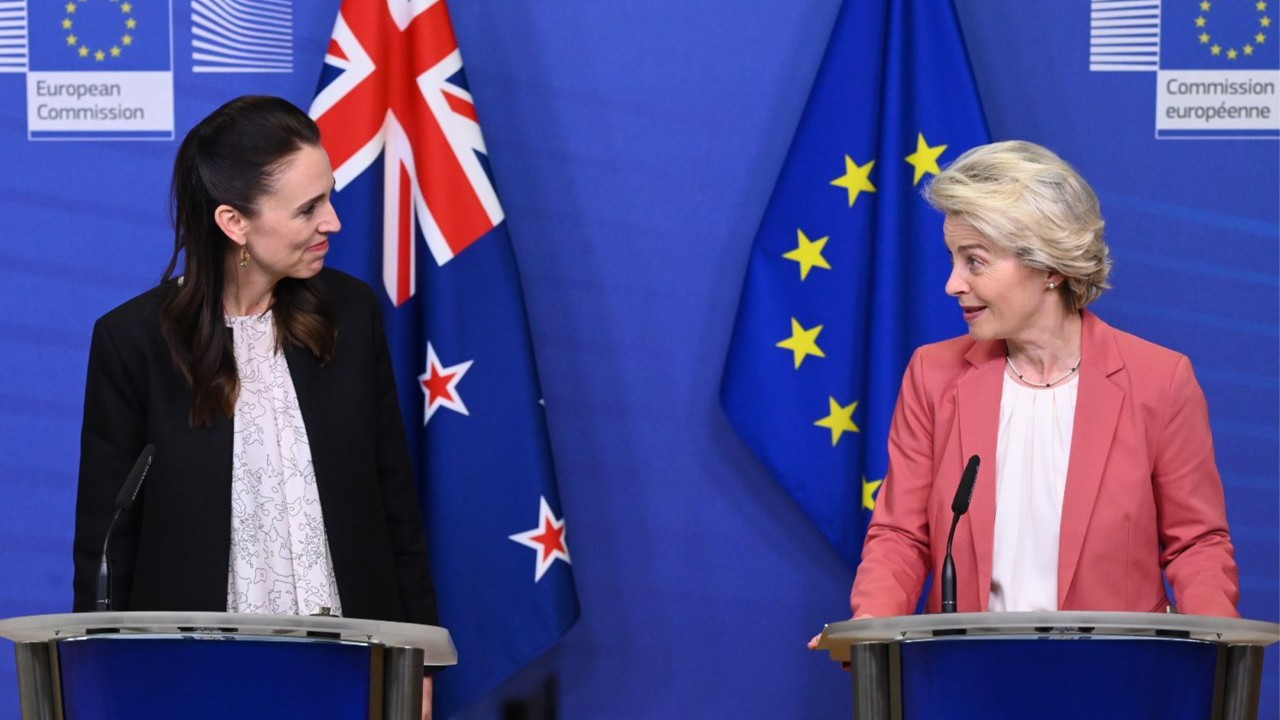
[160,95,336,426]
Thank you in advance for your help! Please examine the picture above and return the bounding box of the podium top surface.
[819,611,1280,662]
[0,612,457,665]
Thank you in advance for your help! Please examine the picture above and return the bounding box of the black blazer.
[73,269,437,625]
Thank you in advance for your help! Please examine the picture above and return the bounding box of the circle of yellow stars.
[772,132,950,508]
[1195,0,1270,61]
[63,0,138,63]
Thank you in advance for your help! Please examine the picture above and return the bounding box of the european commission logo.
[192,0,292,73]
[23,0,175,139]
[2,1,294,140]
[1090,0,1280,139]
[0,2,27,71]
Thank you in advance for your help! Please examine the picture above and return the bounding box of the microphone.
[95,444,155,612]
[941,455,980,613]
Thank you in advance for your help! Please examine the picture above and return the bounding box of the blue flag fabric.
[721,0,990,568]
[309,1,579,715]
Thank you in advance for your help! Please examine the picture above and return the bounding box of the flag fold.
[721,0,990,568]
[311,1,580,714]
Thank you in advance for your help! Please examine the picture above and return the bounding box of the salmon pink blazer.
[850,310,1239,618]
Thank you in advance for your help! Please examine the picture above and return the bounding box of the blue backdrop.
[0,1,1274,718]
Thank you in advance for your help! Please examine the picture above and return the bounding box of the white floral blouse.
[224,312,343,616]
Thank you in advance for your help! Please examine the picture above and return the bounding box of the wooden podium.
[0,611,457,719]
[817,611,1279,720]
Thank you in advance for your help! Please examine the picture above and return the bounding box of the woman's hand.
[421,675,433,720]
[808,614,877,653]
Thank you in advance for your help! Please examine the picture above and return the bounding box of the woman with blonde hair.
[847,140,1238,618]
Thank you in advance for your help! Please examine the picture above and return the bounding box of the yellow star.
[94,49,105,61]
[122,34,133,45]
[776,318,825,369]
[1199,32,1210,43]
[62,18,73,29]
[1200,0,1210,10]
[904,132,948,186]
[815,397,859,446]
[782,229,831,281]
[1227,47,1238,59]
[1258,2,1268,11]
[1256,32,1267,43]
[126,18,136,29]
[66,34,78,45]
[1245,44,1255,55]
[862,476,884,510]
[78,45,89,57]
[1212,44,1222,55]
[1262,16,1272,28]
[121,1,133,12]
[65,2,76,13]
[830,155,876,207]
[1195,16,1206,27]
[110,46,121,57]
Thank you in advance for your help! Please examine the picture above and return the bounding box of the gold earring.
[240,246,250,268]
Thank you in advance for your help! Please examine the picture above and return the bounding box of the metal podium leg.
[13,641,58,720]
[851,642,891,720]
[383,646,425,720]
[1220,644,1263,720]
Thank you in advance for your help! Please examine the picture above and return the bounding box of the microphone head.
[951,455,980,515]
[114,444,156,511]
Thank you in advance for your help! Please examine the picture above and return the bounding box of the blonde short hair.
[924,140,1111,310]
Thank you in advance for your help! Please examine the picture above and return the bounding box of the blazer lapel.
[283,343,334,483]
[957,339,1004,611]
[1057,311,1125,607]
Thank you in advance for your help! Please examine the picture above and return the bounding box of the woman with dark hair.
[73,96,438,703]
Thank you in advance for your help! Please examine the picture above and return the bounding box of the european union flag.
[1160,0,1279,70]
[27,0,170,72]
[721,0,989,567]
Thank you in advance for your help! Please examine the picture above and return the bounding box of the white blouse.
[988,372,1079,612]
[225,312,343,617]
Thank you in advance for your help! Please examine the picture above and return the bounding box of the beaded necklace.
[1005,355,1081,388]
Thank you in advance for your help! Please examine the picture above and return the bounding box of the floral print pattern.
[225,312,342,616]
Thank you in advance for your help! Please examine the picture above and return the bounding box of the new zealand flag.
[310,1,580,715]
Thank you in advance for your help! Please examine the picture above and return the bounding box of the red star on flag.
[418,341,474,425]
[508,496,571,582]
